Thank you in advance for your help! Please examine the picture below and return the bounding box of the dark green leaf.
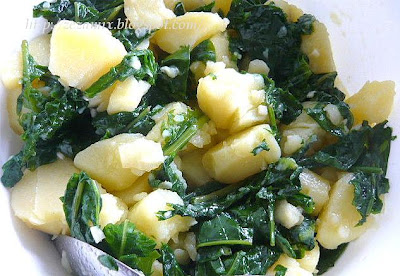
[62,172,102,244]
[317,243,348,275]
[33,0,124,23]
[98,255,119,271]
[149,156,188,197]
[251,139,270,156]
[228,1,315,85]
[191,40,216,63]
[264,77,302,125]
[197,214,253,248]
[161,244,188,276]
[113,29,152,52]
[153,46,191,102]
[275,264,287,276]
[174,2,186,16]
[85,50,158,98]
[92,105,161,139]
[103,220,159,275]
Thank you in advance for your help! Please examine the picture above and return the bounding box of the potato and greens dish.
[1,0,396,275]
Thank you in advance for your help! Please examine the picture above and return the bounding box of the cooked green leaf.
[85,50,158,98]
[98,255,119,271]
[103,220,159,275]
[161,244,188,276]
[62,172,102,244]
[191,40,216,63]
[197,213,253,248]
[92,105,161,139]
[149,156,187,197]
[113,29,152,52]
[317,243,348,275]
[251,139,270,156]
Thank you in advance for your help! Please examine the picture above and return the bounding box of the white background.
[1,0,400,275]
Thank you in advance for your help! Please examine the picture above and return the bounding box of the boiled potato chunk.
[118,138,164,173]
[1,34,51,91]
[197,62,268,133]
[266,254,312,276]
[99,193,128,228]
[153,12,228,53]
[147,102,215,149]
[180,150,212,187]
[280,102,329,156]
[128,189,197,246]
[164,0,180,10]
[203,124,281,183]
[147,102,190,145]
[346,80,395,125]
[301,21,336,74]
[11,159,79,235]
[299,169,330,216]
[6,88,24,135]
[88,84,116,112]
[275,200,304,229]
[29,34,52,66]
[74,134,163,191]
[112,173,153,207]
[49,20,126,90]
[316,173,373,249]
[248,59,270,75]
[297,244,320,273]
[209,32,237,69]
[124,0,175,30]
[107,78,151,114]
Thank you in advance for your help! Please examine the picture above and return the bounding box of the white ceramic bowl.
[1,0,400,275]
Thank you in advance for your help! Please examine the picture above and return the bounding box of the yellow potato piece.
[164,0,180,10]
[180,149,212,187]
[6,88,23,135]
[153,12,228,54]
[1,34,51,91]
[11,159,79,235]
[49,20,126,90]
[107,78,151,115]
[99,194,128,228]
[301,21,336,74]
[297,244,320,273]
[124,0,175,30]
[280,102,330,156]
[316,173,373,249]
[266,254,312,276]
[197,62,267,132]
[128,189,197,246]
[203,124,281,183]
[112,173,153,207]
[346,80,395,125]
[209,32,237,69]
[299,169,331,216]
[74,134,143,191]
